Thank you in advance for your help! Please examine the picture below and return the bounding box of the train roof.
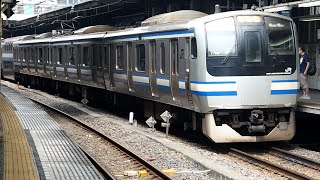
[3,35,34,43]
[15,9,294,46]
[74,25,117,35]
[190,9,293,24]
[141,10,208,26]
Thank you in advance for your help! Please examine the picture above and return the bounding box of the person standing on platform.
[299,47,310,99]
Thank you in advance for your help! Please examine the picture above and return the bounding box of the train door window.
[116,45,123,70]
[244,31,262,63]
[58,47,63,65]
[82,46,91,66]
[191,37,197,58]
[39,48,43,63]
[99,46,105,68]
[13,47,15,59]
[69,47,75,65]
[171,39,179,75]
[136,44,145,72]
[33,47,39,62]
[19,48,22,60]
[17,48,20,60]
[52,47,56,64]
[93,46,98,67]
[18,48,21,61]
[43,47,47,63]
[93,46,103,68]
[150,41,156,73]
[30,48,35,62]
[13,47,16,59]
[47,47,50,63]
[105,45,110,70]
[23,48,27,61]
[160,43,165,74]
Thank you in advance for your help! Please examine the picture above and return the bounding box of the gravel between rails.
[3,80,320,180]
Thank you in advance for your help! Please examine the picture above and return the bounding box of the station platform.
[0,85,104,180]
[297,89,320,114]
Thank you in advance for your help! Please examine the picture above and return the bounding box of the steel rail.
[229,148,316,180]
[271,147,320,170]
[30,97,172,180]
[78,144,117,180]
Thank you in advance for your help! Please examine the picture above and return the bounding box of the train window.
[160,43,165,74]
[30,48,35,62]
[99,46,103,67]
[69,47,75,65]
[104,46,108,69]
[116,45,124,70]
[93,46,103,68]
[58,47,63,65]
[136,44,145,72]
[23,48,27,61]
[206,17,237,56]
[150,41,156,73]
[47,48,50,63]
[191,38,197,58]
[265,17,294,55]
[13,47,16,59]
[16,48,18,59]
[52,47,56,64]
[244,31,262,63]
[43,47,47,63]
[83,46,91,66]
[171,40,179,75]
[39,48,43,63]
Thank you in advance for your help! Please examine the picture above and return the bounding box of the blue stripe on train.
[271,89,299,95]
[191,91,237,96]
[272,80,299,83]
[142,29,194,38]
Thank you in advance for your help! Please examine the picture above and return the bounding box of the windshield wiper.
[222,44,236,64]
[271,48,285,64]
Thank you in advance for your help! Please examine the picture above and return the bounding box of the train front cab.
[199,12,298,143]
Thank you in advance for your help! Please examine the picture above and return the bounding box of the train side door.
[170,39,181,102]
[181,37,194,108]
[149,40,159,97]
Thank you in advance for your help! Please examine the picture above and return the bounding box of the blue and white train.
[2,10,298,142]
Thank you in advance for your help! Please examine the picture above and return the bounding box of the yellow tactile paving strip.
[0,94,38,180]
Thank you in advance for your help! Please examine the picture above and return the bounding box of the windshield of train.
[265,17,294,55]
[205,15,296,76]
[206,17,237,56]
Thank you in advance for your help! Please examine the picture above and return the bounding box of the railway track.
[229,146,320,180]
[30,97,172,180]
